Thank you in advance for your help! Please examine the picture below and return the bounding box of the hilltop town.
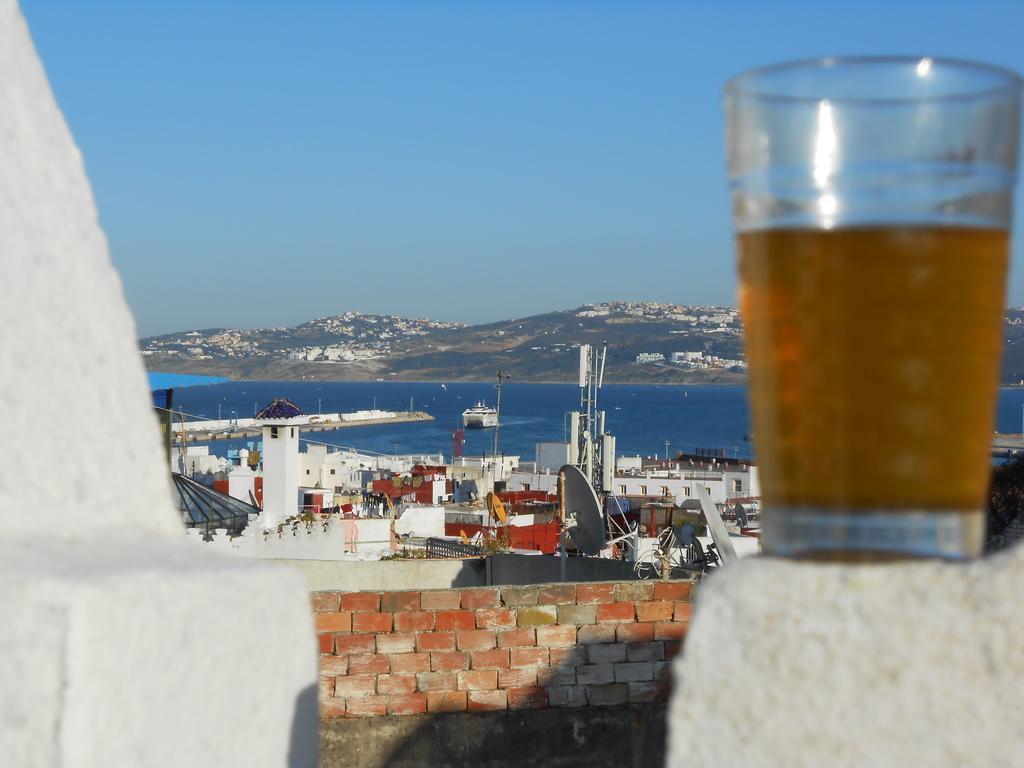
[140,301,1024,385]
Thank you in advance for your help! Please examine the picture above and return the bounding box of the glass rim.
[725,55,1023,106]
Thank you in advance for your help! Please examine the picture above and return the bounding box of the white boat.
[462,401,498,429]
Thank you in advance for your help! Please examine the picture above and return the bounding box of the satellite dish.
[735,503,749,528]
[696,485,737,564]
[486,491,507,525]
[558,465,605,556]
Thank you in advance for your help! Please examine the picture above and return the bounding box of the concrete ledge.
[320,702,667,768]
[667,548,1024,767]
[0,538,318,767]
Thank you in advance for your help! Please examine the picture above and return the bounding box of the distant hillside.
[140,302,1024,385]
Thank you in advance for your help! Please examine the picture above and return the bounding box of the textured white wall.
[0,2,318,765]
[667,550,1024,767]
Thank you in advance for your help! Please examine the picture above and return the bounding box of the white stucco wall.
[668,550,1024,767]
[0,2,317,764]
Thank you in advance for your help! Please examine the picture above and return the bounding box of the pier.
[993,433,1024,458]
[173,411,434,443]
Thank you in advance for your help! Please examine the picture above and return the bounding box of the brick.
[377,674,418,695]
[613,582,654,602]
[311,591,341,613]
[674,602,694,621]
[321,697,346,718]
[457,669,498,691]
[427,690,467,713]
[435,610,475,631]
[497,628,535,648]
[517,606,557,627]
[335,634,375,655]
[587,643,627,664]
[468,690,508,711]
[335,675,376,698]
[347,654,389,675]
[461,588,499,609]
[576,663,614,685]
[421,590,461,610]
[431,651,469,671]
[627,641,665,662]
[498,667,537,689]
[417,632,456,652]
[547,685,588,707]
[614,661,654,683]
[315,612,352,633]
[549,647,587,668]
[345,696,387,716]
[476,608,516,630]
[663,640,682,659]
[575,583,615,604]
[537,667,576,687]
[596,603,635,623]
[628,681,668,703]
[389,653,431,675]
[457,630,497,651]
[394,611,435,633]
[654,581,693,602]
[341,592,381,613]
[655,622,687,640]
[500,586,539,606]
[510,647,549,668]
[538,584,576,604]
[470,649,510,670]
[375,633,415,654]
[417,671,458,692]
[636,601,674,623]
[508,686,548,709]
[428,651,468,671]
[587,683,628,706]
[318,633,335,654]
[577,624,617,645]
[381,591,420,612]
[556,604,596,626]
[654,661,674,682]
[617,622,655,643]
[536,625,577,647]
[319,676,335,701]
[387,693,428,715]
[320,656,349,676]
[352,613,392,633]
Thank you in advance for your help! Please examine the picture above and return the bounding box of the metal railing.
[425,537,485,558]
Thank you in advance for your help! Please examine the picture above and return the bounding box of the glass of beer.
[725,57,1021,559]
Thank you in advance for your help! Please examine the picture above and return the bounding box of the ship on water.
[462,401,498,429]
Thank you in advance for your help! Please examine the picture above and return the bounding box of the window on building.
[330,469,336,475]
[660,486,670,497]
[705,486,712,496]
[270,427,278,438]
[733,479,742,493]
[619,485,627,495]
[640,485,648,495]
[306,469,310,475]
[682,485,691,496]
[523,483,530,492]
[290,428,295,438]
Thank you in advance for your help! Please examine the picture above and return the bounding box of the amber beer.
[738,225,1008,553]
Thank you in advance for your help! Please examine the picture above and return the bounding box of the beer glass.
[725,57,1021,559]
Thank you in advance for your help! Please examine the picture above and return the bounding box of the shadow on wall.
[289,684,319,768]
[320,702,668,768]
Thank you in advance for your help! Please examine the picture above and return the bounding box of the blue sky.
[21,0,1024,337]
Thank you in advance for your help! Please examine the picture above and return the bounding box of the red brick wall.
[312,580,695,718]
